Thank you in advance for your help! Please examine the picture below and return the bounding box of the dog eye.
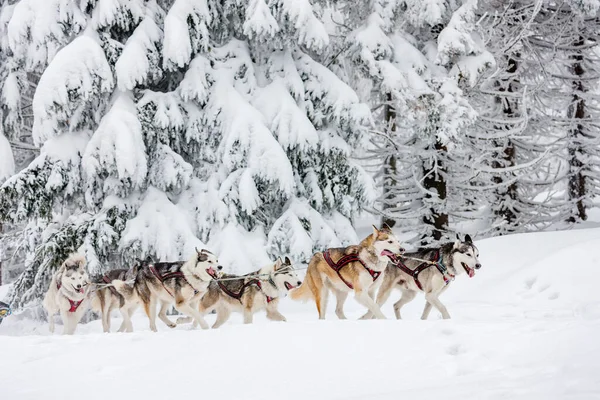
[387,240,393,244]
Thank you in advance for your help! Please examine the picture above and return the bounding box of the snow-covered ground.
[2,228,600,400]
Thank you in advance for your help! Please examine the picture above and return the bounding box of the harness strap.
[393,250,453,290]
[57,281,84,313]
[218,279,257,301]
[256,281,274,303]
[149,265,200,297]
[323,250,381,289]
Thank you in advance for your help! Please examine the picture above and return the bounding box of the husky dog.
[291,225,405,320]
[42,253,90,335]
[361,234,481,320]
[113,248,221,332]
[177,257,302,328]
[90,266,139,333]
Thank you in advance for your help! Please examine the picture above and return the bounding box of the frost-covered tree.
[526,1,600,224]
[325,0,492,245]
[1,0,373,309]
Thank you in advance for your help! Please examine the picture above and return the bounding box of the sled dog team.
[43,225,482,334]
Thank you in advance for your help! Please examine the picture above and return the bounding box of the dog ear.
[465,234,473,244]
[380,223,392,233]
[274,258,283,270]
[453,239,461,250]
[372,225,379,237]
[284,256,292,266]
[456,233,461,241]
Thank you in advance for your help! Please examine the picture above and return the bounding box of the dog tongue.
[207,267,215,277]
[381,249,394,257]
[468,268,475,278]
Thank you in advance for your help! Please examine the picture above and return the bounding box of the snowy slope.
[2,228,600,400]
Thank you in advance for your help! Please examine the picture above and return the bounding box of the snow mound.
[1,228,600,399]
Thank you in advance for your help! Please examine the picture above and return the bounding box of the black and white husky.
[362,235,482,320]
[42,253,90,335]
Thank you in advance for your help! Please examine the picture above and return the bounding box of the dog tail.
[290,258,318,302]
[112,280,136,300]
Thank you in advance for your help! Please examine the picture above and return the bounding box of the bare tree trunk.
[567,36,587,223]
[492,55,519,231]
[381,93,397,228]
[0,223,3,286]
[422,141,447,244]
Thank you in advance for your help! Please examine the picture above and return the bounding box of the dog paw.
[168,322,177,329]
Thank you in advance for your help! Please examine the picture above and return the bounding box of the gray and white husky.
[42,253,90,335]
[361,235,482,320]
[177,257,302,328]
[90,266,140,333]
[112,249,222,332]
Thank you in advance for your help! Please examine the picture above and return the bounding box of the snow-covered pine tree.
[1,0,373,309]
[326,0,492,246]
[526,1,600,224]
[462,1,559,236]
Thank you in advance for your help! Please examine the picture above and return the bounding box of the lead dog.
[361,235,481,320]
[113,249,222,332]
[42,253,90,335]
[177,257,302,328]
[291,225,405,319]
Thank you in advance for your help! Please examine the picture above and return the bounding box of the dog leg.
[47,309,55,334]
[424,292,451,319]
[243,308,254,324]
[317,286,329,320]
[393,290,417,320]
[421,302,433,320]
[361,275,395,320]
[158,301,176,328]
[266,306,286,322]
[175,301,209,330]
[422,286,449,320]
[212,306,231,329]
[176,316,193,325]
[144,298,158,332]
[354,289,386,319]
[332,289,348,320]
[102,303,112,333]
[61,311,76,335]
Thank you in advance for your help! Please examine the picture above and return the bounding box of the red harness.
[392,250,452,291]
[322,250,381,289]
[149,265,199,297]
[218,279,274,303]
[56,282,84,312]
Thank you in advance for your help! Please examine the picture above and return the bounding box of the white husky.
[42,253,90,335]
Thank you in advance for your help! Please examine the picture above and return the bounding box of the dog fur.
[361,235,481,320]
[112,249,221,332]
[291,225,405,320]
[42,253,90,335]
[177,257,302,328]
[90,267,139,333]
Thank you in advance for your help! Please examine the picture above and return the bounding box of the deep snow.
[1,228,600,400]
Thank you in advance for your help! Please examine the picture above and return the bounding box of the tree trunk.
[422,141,448,244]
[0,223,3,286]
[566,36,587,223]
[381,93,397,228]
[492,55,519,231]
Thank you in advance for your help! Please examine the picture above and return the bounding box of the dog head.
[451,234,481,278]
[190,248,222,280]
[59,253,89,294]
[271,256,302,293]
[370,224,405,261]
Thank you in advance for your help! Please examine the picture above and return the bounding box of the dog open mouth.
[381,249,400,264]
[206,267,217,278]
[461,262,475,278]
[73,286,85,294]
[284,281,295,291]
